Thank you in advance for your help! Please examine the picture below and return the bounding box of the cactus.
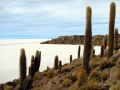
[103,36,107,49]
[34,50,41,72]
[108,2,116,58]
[83,6,92,74]
[19,48,27,87]
[70,55,72,63]
[29,66,31,77]
[54,56,59,70]
[59,60,62,68]
[100,45,104,57]
[78,46,81,58]
[29,55,35,78]
[90,48,95,59]
[114,28,118,50]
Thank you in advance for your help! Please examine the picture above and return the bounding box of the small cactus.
[90,48,95,59]
[114,28,119,50]
[30,55,35,78]
[78,46,81,58]
[34,50,41,72]
[19,48,27,87]
[108,2,116,58]
[100,45,104,57]
[54,55,59,70]
[59,60,62,68]
[70,55,72,63]
[103,36,107,49]
[83,6,92,74]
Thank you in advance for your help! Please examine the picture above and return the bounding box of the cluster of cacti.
[107,2,116,58]
[70,55,72,63]
[90,47,95,59]
[28,51,41,79]
[114,28,119,50]
[100,45,104,57]
[78,46,81,58]
[54,55,59,70]
[19,48,27,88]
[83,6,92,74]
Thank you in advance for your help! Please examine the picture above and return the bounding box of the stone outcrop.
[41,35,120,46]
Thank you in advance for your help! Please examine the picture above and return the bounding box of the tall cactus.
[114,28,118,50]
[107,2,116,58]
[83,6,92,74]
[19,48,27,87]
[54,55,59,70]
[70,55,72,63]
[78,46,81,58]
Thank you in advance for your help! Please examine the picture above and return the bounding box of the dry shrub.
[89,71,109,81]
[99,60,115,70]
[63,79,72,87]
[90,60,99,70]
[47,69,57,78]
[43,69,57,78]
[99,72,109,81]
[89,71,100,80]
[66,73,77,82]
[116,59,120,68]
[116,69,120,80]
[110,81,120,90]
[77,68,87,87]
[61,64,73,73]
[80,80,101,90]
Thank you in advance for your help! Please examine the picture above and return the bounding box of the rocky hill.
[2,50,120,90]
[41,35,120,45]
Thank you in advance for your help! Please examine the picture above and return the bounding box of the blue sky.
[0,0,120,39]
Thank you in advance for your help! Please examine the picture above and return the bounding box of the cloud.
[0,0,120,39]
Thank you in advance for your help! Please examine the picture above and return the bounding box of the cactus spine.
[83,6,92,74]
[19,48,27,87]
[114,28,118,50]
[107,2,116,58]
[78,46,81,58]
[70,55,72,63]
[54,56,59,70]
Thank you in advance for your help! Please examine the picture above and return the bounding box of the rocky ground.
[1,50,120,90]
[41,35,120,46]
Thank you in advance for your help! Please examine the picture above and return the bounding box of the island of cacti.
[2,2,120,90]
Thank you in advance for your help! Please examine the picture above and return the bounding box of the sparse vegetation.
[99,60,115,70]
[63,79,72,87]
